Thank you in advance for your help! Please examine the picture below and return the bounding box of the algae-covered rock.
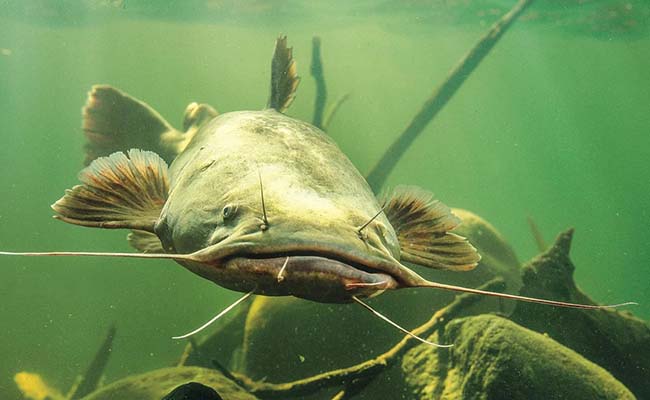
[237,210,520,394]
[510,229,650,399]
[402,314,635,400]
[81,367,257,400]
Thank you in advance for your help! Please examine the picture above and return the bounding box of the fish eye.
[222,204,237,220]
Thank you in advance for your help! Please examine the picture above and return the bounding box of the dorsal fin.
[383,186,481,271]
[267,36,300,112]
[82,85,217,165]
[52,149,169,233]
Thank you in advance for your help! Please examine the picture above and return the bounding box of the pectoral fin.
[83,85,217,165]
[267,36,300,112]
[52,149,169,233]
[128,230,165,253]
[383,186,480,271]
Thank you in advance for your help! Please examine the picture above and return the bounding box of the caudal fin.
[82,85,193,164]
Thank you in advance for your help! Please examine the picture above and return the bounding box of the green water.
[1,1,649,399]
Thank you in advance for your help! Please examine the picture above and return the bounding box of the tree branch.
[365,0,535,191]
[232,279,506,399]
[311,36,327,129]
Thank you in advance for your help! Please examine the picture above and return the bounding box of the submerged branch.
[311,36,328,129]
[527,216,547,252]
[232,279,506,399]
[330,376,374,400]
[69,323,116,399]
[322,93,351,131]
[365,0,535,191]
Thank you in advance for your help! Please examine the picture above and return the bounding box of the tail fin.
[82,85,216,165]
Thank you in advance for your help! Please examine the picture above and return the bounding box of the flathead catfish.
[0,37,633,343]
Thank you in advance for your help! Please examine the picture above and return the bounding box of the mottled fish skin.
[153,109,431,299]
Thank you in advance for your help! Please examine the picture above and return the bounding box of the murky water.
[1,1,649,399]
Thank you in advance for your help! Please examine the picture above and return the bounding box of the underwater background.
[1,1,649,399]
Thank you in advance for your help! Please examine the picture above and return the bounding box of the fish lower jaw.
[199,253,399,303]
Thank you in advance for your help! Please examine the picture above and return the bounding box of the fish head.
[155,150,408,303]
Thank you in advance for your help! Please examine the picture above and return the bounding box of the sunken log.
[510,229,650,399]
[402,314,634,399]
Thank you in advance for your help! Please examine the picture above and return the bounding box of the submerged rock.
[510,229,650,399]
[162,382,222,400]
[234,210,520,399]
[81,367,257,400]
[402,314,634,400]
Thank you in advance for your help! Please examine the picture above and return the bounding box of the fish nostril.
[200,160,215,172]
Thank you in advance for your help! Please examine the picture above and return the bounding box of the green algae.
[402,314,635,400]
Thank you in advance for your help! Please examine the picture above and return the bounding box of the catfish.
[1,37,634,346]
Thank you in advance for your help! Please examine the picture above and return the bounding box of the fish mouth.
[227,249,382,274]
[196,240,421,285]
[181,226,428,302]
[218,251,400,303]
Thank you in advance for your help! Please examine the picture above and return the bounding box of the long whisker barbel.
[352,295,453,348]
[172,290,255,340]
[418,280,638,310]
[0,250,199,262]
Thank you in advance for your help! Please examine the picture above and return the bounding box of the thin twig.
[230,279,505,399]
[322,93,351,131]
[365,0,535,191]
[527,216,547,252]
[330,376,374,400]
[311,36,327,129]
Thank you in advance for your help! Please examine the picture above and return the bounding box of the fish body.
[49,37,480,305]
[2,37,620,340]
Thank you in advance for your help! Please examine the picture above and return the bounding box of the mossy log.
[510,229,650,398]
[229,279,506,399]
[402,314,635,400]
